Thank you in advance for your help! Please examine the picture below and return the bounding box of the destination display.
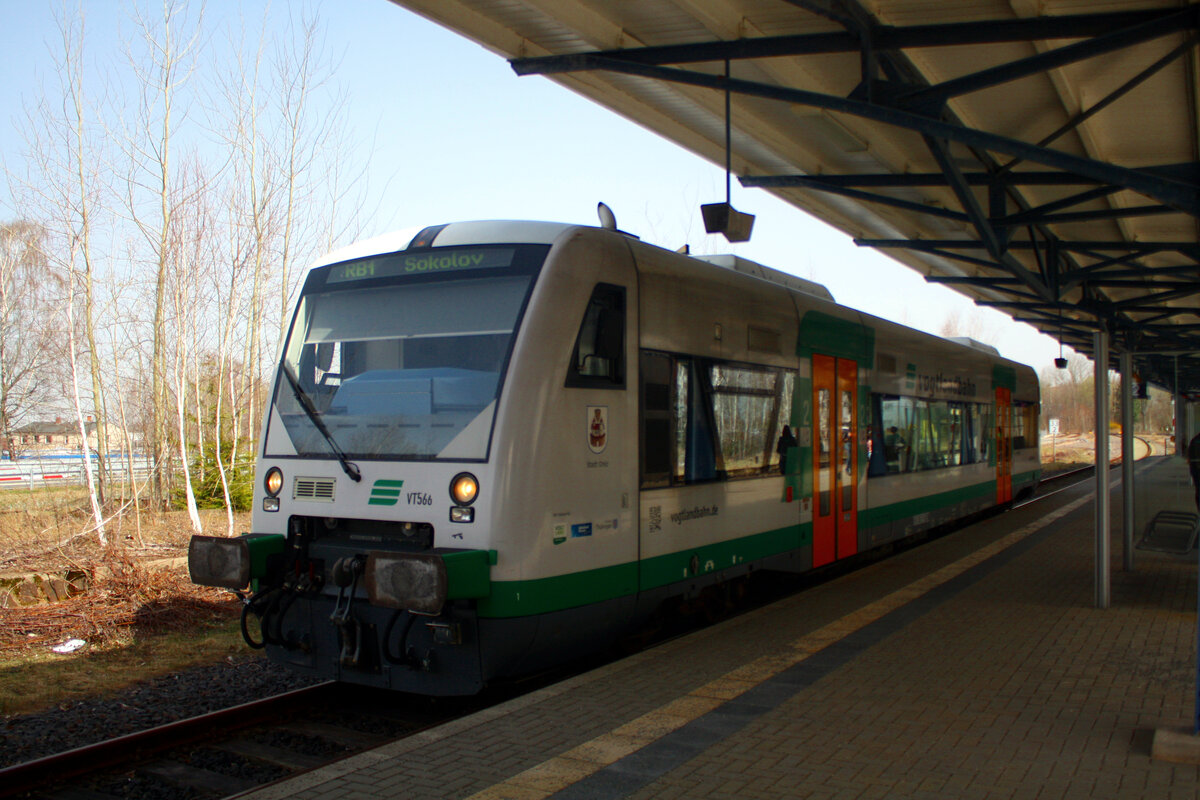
[326,247,516,284]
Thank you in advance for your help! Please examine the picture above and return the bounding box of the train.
[188,214,1040,695]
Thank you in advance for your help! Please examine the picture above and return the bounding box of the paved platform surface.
[238,458,1200,800]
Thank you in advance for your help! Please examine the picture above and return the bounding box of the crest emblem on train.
[587,406,608,454]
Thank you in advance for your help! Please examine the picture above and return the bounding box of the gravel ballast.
[0,656,319,769]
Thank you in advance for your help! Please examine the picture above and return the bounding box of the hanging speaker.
[701,202,755,243]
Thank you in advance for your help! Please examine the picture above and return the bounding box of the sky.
[0,0,1068,373]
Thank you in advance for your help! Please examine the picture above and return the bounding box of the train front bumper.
[188,533,285,590]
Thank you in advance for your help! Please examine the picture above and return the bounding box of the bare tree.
[120,0,204,507]
[0,222,59,458]
[938,306,1001,345]
[3,1,371,529]
[60,237,106,543]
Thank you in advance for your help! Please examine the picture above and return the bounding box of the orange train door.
[813,354,859,568]
[996,387,1013,504]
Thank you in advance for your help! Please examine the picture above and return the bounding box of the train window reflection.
[710,364,780,477]
[638,351,795,488]
[840,388,853,511]
[817,388,832,516]
[268,275,532,461]
[568,283,625,388]
[872,394,991,476]
[1012,402,1038,449]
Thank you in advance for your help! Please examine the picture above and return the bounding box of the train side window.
[567,283,625,388]
[771,372,796,473]
[640,351,673,488]
[868,394,887,477]
[709,363,780,477]
[878,395,915,474]
[1012,402,1037,449]
[674,361,689,481]
[685,360,720,482]
[961,403,977,464]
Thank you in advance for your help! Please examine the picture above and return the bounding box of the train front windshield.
[264,245,545,462]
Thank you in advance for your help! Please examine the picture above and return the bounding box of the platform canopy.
[389,1,1200,391]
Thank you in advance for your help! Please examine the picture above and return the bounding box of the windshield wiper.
[279,363,362,482]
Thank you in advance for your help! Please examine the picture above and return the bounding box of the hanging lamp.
[701,60,755,243]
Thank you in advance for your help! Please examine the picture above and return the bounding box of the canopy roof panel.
[389,0,1200,391]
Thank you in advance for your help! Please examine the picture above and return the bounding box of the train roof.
[307,220,1031,372]
[311,221,834,301]
[310,220,577,267]
[691,255,833,302]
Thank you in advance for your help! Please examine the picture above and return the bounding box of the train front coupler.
[328,555,366,667]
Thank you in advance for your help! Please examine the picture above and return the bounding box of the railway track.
[0,681,456,800]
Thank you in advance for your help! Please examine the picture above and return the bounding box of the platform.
[237,457,1200,800]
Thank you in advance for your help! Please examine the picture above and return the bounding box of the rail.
[0,682,337,797]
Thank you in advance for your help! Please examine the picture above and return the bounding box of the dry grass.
[0,489,252,716]
[0,619,249,716]
[0,553,240,656]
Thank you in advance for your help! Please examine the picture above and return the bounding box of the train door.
[996,387,1013,504]
[812,354,858,567]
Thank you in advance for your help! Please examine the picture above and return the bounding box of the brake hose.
[382,608,417,666]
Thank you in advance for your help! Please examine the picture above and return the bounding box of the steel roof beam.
[1064,265,1200,281]
[911,248,1020,274]
[509,2,1200,365]
[739,174,968,222]
[1143,321,1200,330]
[998,33,1199,174]
[1114,285,1200,308]
[976,300,1065,311]
[993,186,1119,225]
[920,133,1054,305]
[925,276,1023,286]
[509,11,1182,72]
[512,57,1200,217]
[995,204,1179,228]
[1012,315,1099,335]
[744,172,1104,188]
[897,7,1200,109]
[858,239,1200,254]
[1080,278,1198,288]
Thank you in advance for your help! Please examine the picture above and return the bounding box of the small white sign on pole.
[1049,418,1060,436]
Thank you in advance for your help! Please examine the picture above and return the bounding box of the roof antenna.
[597,202,617,230]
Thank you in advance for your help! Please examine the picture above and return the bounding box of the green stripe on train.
[476,523,809,619]
[859,470,1040,528]
[476,469,1041,619]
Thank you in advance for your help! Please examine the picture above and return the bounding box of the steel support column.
[1177,373,1186,457]
[1095,330,1111,609]
[1120,350,1135,572]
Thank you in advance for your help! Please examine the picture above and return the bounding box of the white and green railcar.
[189,219,1039,695]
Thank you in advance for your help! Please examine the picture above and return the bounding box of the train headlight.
[189,535,252,590]
[264,467,284,497]
[450,473,479,506]
[365,552,447,615]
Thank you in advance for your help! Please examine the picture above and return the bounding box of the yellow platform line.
[466,493,1093,800]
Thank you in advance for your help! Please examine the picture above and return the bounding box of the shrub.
[173,443,254,511]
